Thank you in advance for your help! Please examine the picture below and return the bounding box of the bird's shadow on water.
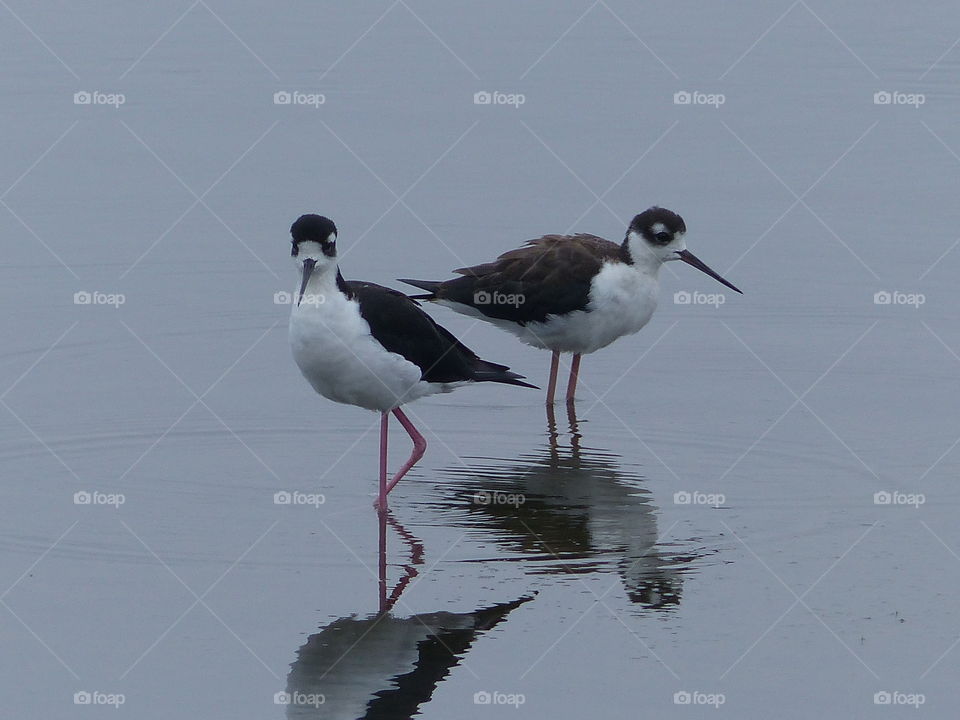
[424,403,713,610]
[284,511,534,719]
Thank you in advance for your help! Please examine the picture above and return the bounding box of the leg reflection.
[377,509,425,614]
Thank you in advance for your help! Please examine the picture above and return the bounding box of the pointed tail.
[471,359,538,389]
[398,278,441,300]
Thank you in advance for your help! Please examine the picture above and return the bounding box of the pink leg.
[376,411,389,511]
[546,350,560,405]
[383,407,426,496]
[565,353,582,403]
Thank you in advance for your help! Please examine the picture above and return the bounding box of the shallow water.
[2,1,960,718]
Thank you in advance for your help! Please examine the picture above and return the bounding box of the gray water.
[2,2,959,718]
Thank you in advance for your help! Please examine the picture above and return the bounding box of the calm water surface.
[2,2,959,718]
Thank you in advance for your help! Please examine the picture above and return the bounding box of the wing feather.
[441,234,626,323]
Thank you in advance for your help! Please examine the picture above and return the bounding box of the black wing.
[344,280,535,387]
[401,234,626,324]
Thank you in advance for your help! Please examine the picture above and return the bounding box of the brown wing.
[435,234,626,324]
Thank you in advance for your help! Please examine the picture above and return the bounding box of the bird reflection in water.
[430,403,704,610]
[285,511,533,719]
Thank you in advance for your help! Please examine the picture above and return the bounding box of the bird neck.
[622,234,664,279]
[294,261,344,309]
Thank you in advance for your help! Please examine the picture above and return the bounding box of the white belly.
[290,294,450,412]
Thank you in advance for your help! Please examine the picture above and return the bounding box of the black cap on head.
[628,207,686,245]
[291,214,338,257]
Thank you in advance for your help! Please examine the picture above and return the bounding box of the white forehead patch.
[651,222,668,235]
[327,232,336,243]
[298,239,330,257]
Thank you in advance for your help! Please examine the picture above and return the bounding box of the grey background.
[1,1,959,718]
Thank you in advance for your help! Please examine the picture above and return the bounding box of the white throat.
[295,258,339,309]
[624,231,667,277]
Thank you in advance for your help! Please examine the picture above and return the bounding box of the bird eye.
[655,232,671,243]
[291,241,298,257]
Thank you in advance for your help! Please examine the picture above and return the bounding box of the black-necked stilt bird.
[401,207,742,404]
[287,214,536,511]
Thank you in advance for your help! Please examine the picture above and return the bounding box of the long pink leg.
[383,407,426,497]
[545,350,560,405]
[565,353,582,403]
[377,411,389,511]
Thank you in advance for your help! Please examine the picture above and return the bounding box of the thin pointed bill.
[297,259,316,306]
[676,250,743,294]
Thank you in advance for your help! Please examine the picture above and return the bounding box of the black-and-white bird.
[401,207,742,404]
[287,214,535,510]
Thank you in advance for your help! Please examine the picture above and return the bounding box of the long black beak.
[676,250,742,294]
[297,258,316,306]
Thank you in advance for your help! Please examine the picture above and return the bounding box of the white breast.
[467,261,658,354]
[289,289,446,412]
